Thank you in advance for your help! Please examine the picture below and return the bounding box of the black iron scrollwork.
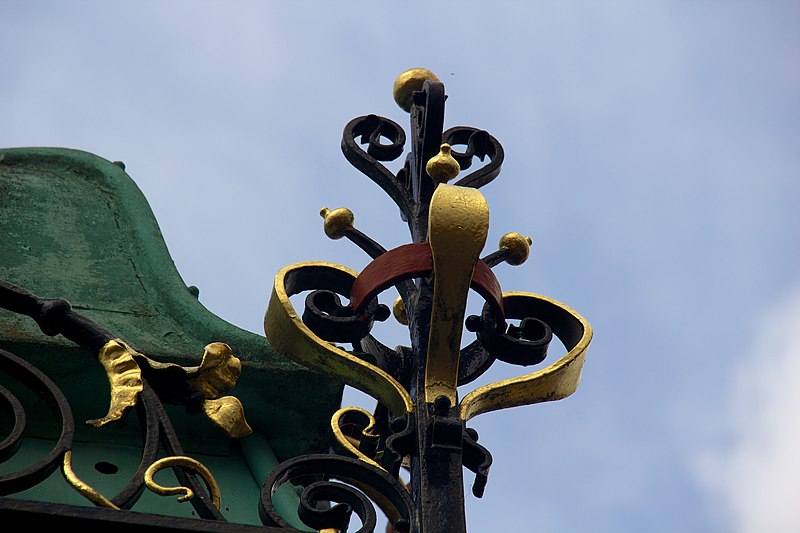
[303,289,390,345]
[327,75,538,520]
[0,279,227,520]
[443,126,504,190]
[342,114,412,219]
[466,300,553,366]
[2,68,592,533]
[260,454,414,533]
[0,347,73,495]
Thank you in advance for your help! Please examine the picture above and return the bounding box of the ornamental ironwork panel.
[0,68,592,533]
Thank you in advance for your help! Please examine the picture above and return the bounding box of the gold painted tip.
[393,68,440,112]
[426,144,460,183]
[321,207,354,240]
[393,296,409,325]
[499,232,532,265]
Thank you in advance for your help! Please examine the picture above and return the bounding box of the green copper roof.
[0,147,343,462]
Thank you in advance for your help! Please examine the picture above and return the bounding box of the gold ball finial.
[426,144,460,183]
[393,296,409,325]
[393,68,440,112]
[320,207,354,240]
[499,232,532,265]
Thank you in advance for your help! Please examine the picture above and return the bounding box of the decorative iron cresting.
[0,278,246,520]
[0,68,592,533]
[262,68,593,532]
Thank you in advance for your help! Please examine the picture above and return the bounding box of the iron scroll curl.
[259,454,415,533]
[459,292,593,422]
[264,261,414,418]
[342,114,413,219]
[443,126,504,190]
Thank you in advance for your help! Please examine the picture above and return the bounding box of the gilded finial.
[393,296,409,325]
[426,144,460,183]
[320,207,355,240]
[393,68,440,112]
[499,232,532,265]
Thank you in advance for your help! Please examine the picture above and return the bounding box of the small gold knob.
[320,207,354,240]
[426,144,460,183]
[393,68,440,112]
[393,296,409,325]
[499,232,532,265]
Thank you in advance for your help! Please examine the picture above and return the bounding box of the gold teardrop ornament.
[426,144,460,183]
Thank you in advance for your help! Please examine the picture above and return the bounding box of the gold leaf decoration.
[87,339,144,428]
[201,396,252,438]
[185,342,242,399]
[87,340,251,437]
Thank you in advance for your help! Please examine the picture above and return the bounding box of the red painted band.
[349,243,432,313]
[348,243,505,323]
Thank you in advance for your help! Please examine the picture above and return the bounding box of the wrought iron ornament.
[264,68,593,532]
[0,68,592,532]
[0,278,248,519]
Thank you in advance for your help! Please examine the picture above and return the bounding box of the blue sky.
[2,2,799,531]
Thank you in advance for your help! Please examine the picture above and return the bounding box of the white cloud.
[699,284,800,532]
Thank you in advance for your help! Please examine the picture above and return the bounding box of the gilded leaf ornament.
[90,339,252,438]
[87,339,144,428]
